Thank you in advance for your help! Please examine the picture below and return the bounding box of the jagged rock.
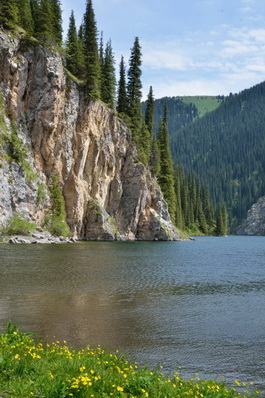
[0,30,179,241]
[236,196,265,235]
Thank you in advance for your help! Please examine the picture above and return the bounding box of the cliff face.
[0,30,179,241]
[236,196,265,236]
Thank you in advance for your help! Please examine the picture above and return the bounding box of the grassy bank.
[0,324,261,398]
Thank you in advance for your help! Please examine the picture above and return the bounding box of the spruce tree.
[49,0,63,45]
[65,10,85,79]
[100,40,116,109]
[157,104,176,220]
[0,0,18,29]
[35,0,53,44]
[16,0,34,34]
[83,0,100,100]
[29,0,39,36]
[127,37,143,141]
[215,203,228,236]
[127,37,142,115]
[117,56,128,114]
[99,31,104,72]
[145,86,155,135]
[149,136,160,176]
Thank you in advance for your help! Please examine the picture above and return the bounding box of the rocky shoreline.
[0,230,77,244]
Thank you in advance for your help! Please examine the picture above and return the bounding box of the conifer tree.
[0,0,18,29]
[174,166,184,230]
[145,86,155,135]
[100,40,116,109]
[127,37,142,116]
[65,11,85,79]
[117,56,128,114]
[127,37,143,142]
[149,136,160,176]
[215,203,228,236]
[157,104,176,220]
[99,31,104,72]
[35,0,53,44]
[16,0,34,34]
[83,0,100,100]
[49,0,63,45]
[29,0,39,35]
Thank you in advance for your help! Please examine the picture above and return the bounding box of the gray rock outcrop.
[0,30,179,241]
[236,196,265,236]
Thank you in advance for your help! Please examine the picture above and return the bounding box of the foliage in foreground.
[0,324,261,398]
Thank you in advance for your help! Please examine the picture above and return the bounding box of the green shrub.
[2,213,36,236]
[43,215,71,237]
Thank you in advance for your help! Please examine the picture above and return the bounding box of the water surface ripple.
[0,236,265,387]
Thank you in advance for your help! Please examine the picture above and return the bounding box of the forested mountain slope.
[142,96,222,135]
[170,82,265,230]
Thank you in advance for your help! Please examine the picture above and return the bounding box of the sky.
[62,0,265,99]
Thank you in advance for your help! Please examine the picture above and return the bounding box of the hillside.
[142,95,223,135]
[169,82,265,230]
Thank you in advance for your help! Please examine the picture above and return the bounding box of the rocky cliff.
[236,196,265,236]
[0,30,179,241]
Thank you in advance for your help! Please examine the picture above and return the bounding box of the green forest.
[0,0,229,236]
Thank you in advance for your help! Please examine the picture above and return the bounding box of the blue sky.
[62,0,265,99]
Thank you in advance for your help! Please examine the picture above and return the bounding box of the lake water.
[1,236,265,388]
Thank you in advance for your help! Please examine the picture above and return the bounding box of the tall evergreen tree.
[34,0,53,44]
[145,86,155,135]
[99,31,104,72]
[83,0,100,100]
[65,11,85,80]
[100,40,116,109]
[127,37,142,118]
[29,0,39,36]
[0,0,18,28]
[158,104,176,220]
[49,0,63,45]
[149,136,160,176]
[117,56,128,114]
[215,203,228,236]
[16,0,34,33]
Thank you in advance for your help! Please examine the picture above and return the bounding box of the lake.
[0,236,265,388]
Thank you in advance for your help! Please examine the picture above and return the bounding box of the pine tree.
[149,136,160,176]
[100,40,116,109]
[117,56,128,114]
[215,203,228,236]
[65,11,85,79]
[34,0,53,44]
[174,166,184,230]
[83,0,100,100]
[127,37,142,117]
[127,37,143,142]
[0,0,18,29]
[99,31,104,72]
[49,0,63,45]
[145,86,155,135]
[29,0,39,36]
[16,0,34,34]
[157,104,176,220]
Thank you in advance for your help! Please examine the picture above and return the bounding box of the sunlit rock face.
[0,30,179,241]
[236,196,265,236]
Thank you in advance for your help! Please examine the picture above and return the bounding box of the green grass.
[0,324,262,398]
[179,96,223,117]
